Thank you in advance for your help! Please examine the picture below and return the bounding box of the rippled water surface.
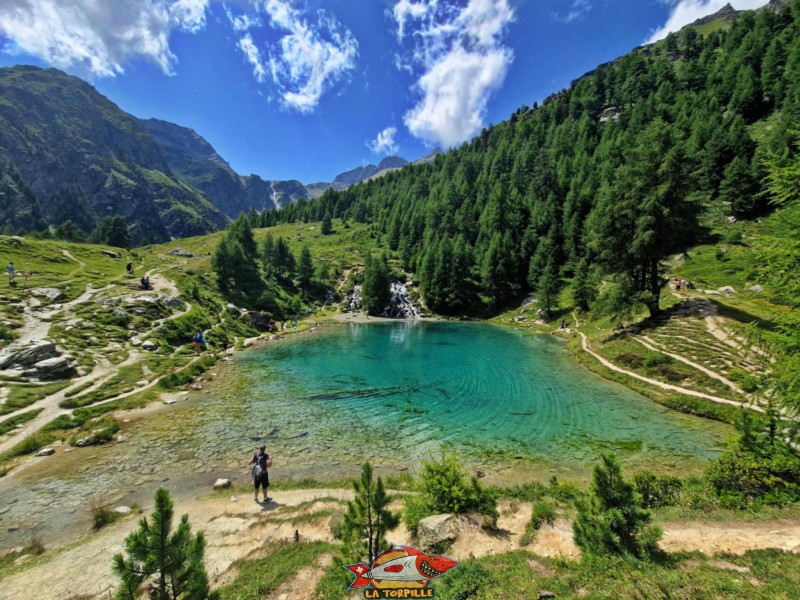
[236,321,728,469]
[0,321,730,547]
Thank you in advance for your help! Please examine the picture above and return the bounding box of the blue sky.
[0,1,769,183]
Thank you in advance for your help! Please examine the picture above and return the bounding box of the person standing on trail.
[6,262,14,284]
[193,332,203,354]
[220,336,230,356]
[248,445,272,503]
[126,262,133,275]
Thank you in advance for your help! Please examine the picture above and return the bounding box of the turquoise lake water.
[233,321,729,478]
[0,321,731,547]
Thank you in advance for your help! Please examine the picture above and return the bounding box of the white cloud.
[171,0,212,33]
[553,0,592,24]
[392,0,515,148]
[227,0,359,113]
[0,0,212,77]
[368,127,399,155]
[238,33,267,83]
[646,0,770,43]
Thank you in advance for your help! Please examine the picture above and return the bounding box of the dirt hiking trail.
[2,492,798,600]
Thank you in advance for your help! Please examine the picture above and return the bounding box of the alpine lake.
[0,321,731,546]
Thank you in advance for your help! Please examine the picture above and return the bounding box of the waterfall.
[384,282,421,318]
[343,282,421,319]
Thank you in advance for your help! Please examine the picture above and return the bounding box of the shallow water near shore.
[0,321,730,548]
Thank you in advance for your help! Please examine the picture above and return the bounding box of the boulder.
[168,248,194,257]
[141,340,158,351]
[718,286,737,295]
[0,341,58,369]
[249,312,274,331]
[538,592,556,600]
[136,380,149,387]
[130,337,142,347]
[213,478,232,490]
[747,285,763,292]
[100,250,119,258]
[31,287,65,302]
[14,555,31,565]
[417,514,457,549]
[703,290,722,296]
[113,506,132,514]
[24,356,73,379]
[36,448,55,457]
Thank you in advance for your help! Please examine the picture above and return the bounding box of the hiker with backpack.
[248,445,272,503]
[192,332,208,353]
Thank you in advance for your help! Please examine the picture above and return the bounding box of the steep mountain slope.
[140,118,250,218]
[0,66,228,245]
[272,1,799,317]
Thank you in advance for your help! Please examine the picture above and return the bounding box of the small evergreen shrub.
[633,472,683,508]
[707,410,800,507]
[572,455,662,559]
[403,452,498,536]
[433,558,493,600]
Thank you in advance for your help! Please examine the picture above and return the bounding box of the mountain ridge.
[0,66,228,245]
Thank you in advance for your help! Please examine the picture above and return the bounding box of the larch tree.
[341,463,399,564]
[113,488,217,600]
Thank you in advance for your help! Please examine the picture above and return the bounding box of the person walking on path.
[6,262,15,284]
[248,445,272,503]
[220,336,230,356]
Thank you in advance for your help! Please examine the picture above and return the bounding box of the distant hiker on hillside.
[220,336,230,355]
[6,262,14,284]
[193,332,203,354]
[126,262,133,275]
[248,445,272,503]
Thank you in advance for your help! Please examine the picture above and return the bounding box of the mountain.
[140,118,250,219]
[0,66,228,245]
[333,156,408,185]
[687,2,739,28]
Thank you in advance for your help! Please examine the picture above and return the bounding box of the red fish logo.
[343,546,458,597]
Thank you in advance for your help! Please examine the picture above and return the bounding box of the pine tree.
[262,233,276,272]
[54,220,86,243]
[537,257,560,317]
[341,463,399,564]
[211,222,263,303]
[719,155,758,215]
[90,216,131,249]
[588,121,695,317]
[228,214,258,258]
[361,253,390,315]
[297,244,314,288]
[112,488,216,600]
[321,210,333,235]
[572,455,662,559]
[571,257,596,312]
[273,237,296,278]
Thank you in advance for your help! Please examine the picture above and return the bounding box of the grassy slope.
[0,222,383,471]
